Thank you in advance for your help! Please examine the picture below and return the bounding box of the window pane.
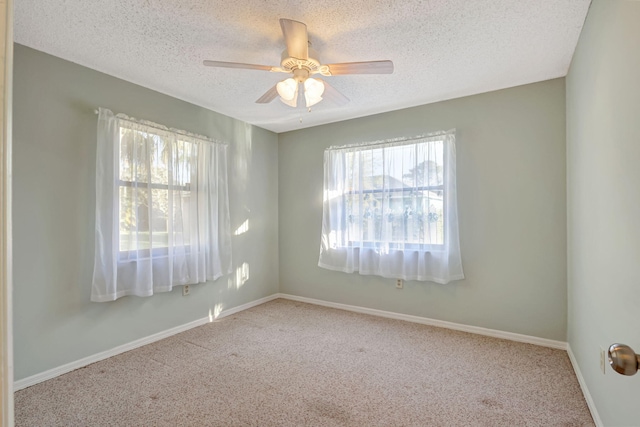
[173,191,191,247]
[344,140,444,246]
[150,188,169,247]
[118,127,198,255]
[119,188,196,252]
[119,128,152,184]
[173,140,194,187]
[119,186,151,251]
[119,128,192,187]
[150,136,169,185]
[118,186,175,251]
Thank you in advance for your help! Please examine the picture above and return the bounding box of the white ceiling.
[14,0,591,133]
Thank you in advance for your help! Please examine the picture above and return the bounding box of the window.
[92,109,232,301]
[117,124,194,258]
[318,130,464,284]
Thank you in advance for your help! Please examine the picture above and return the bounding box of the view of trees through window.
[118,126,193,252]
[344,141,445,245]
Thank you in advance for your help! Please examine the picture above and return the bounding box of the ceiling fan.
[203,18,394,109]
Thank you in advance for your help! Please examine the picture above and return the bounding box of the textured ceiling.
[15,0,591,133]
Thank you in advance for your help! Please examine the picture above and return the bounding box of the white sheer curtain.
[92,108,232,301]
[318,130,464,283]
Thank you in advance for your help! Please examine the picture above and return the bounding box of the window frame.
[116,124,194,262]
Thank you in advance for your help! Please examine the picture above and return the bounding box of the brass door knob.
[608,344,640,376]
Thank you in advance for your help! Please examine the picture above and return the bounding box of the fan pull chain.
[298,107,314,124]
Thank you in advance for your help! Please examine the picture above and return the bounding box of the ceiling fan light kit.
[304,78,324,107]
[276,78,298,107]
[203,18,393,110]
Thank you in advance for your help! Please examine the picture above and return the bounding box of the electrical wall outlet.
[600,346,606,374]
[183,285,190,296]
[396,279,403,289]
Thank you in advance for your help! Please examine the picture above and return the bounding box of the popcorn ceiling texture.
[14,299,593,426]
[14,0,590,133]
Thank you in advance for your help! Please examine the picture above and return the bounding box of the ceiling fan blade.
[279,18,308,60]
[203,60,275,71]
[324,60,394,76]
[255,85,279,104]
[317,79,349,106]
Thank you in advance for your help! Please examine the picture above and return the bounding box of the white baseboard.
[214,294,280,320]
[276,293,567,350]
[14,292,567,392]
[567,344,603,427]
[13,293,280,391]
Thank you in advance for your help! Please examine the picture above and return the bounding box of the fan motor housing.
[280,48,321,74]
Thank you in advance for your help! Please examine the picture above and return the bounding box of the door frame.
[0,0,13,424]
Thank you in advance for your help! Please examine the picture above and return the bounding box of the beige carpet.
[15,299,594,426]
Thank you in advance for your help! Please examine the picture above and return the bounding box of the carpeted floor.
[15,299,594,426]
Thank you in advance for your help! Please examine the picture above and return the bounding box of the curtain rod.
[327,129,455,151]
[93,108,228,146]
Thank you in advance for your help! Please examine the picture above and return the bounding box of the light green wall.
[12,36,578,384]
[279,79,567,340]
[566,0,640,425]
[12,44,279,380]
